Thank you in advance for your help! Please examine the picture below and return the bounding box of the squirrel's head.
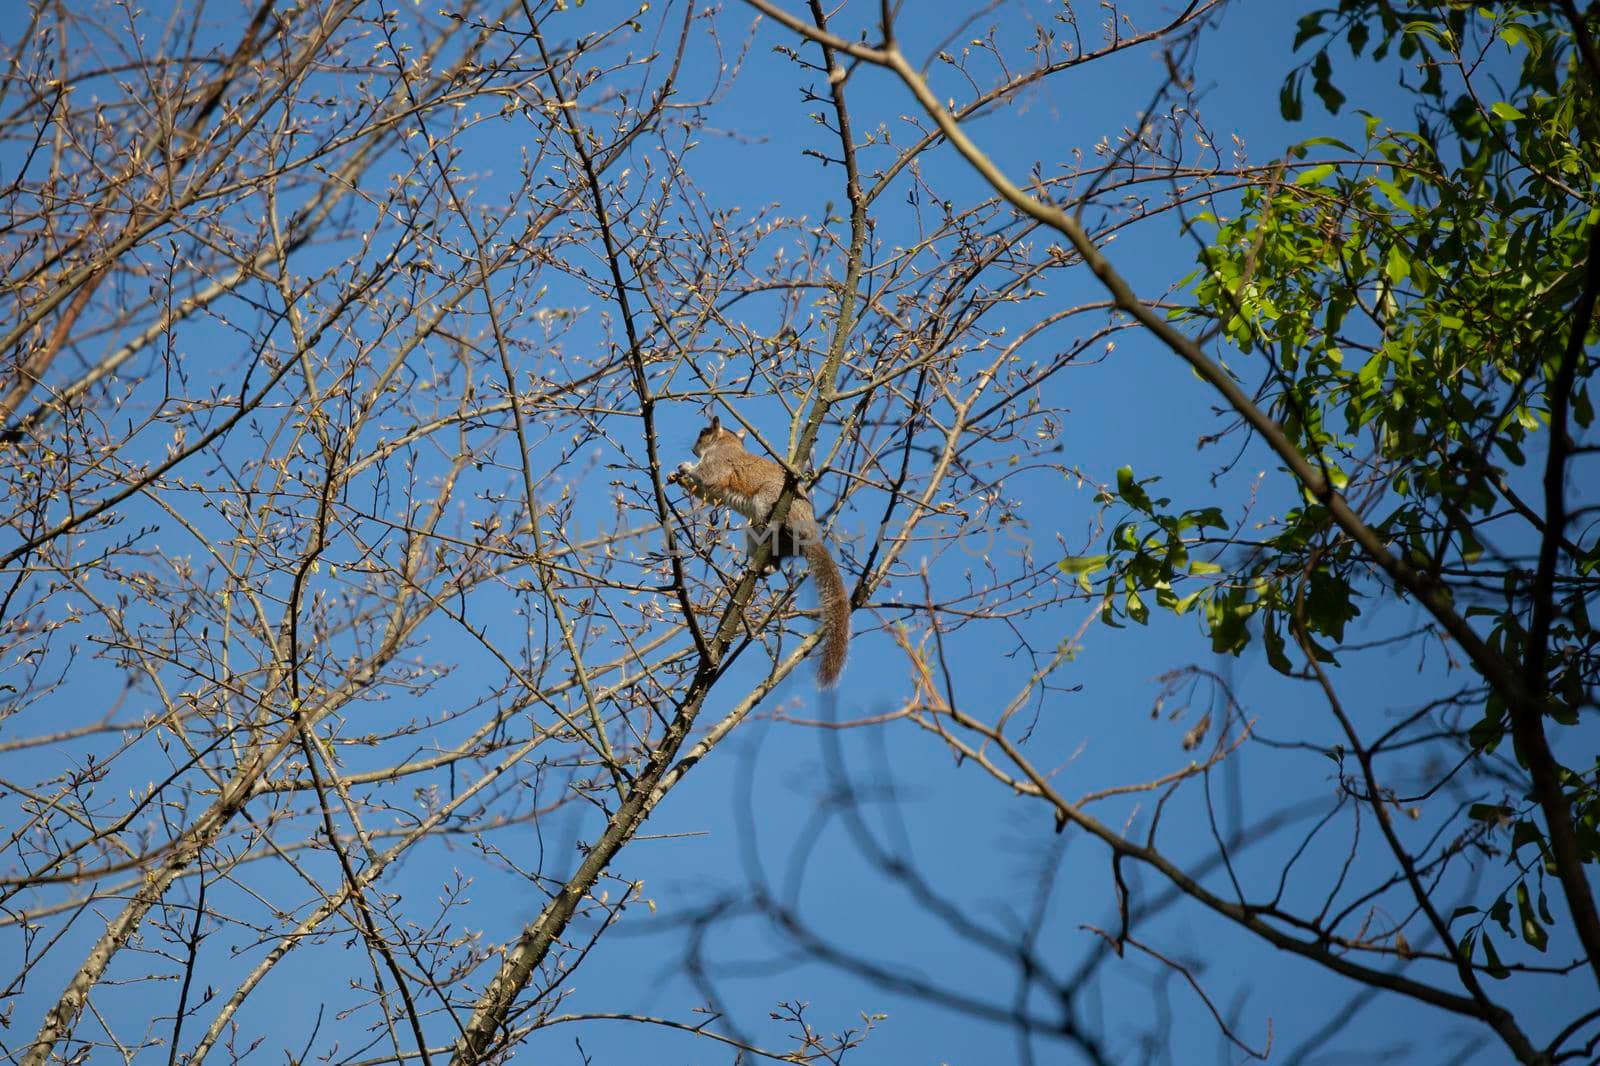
[691,415,745,456]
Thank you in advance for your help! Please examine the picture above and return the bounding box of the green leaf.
[1357,351,1386,386]
[1573,385,1592,428]
[1293,12,1325,50]
[1481,933,1509,979]
[1384,243,1412,282]
[1347,20,1369,57]
[1499,22,1541,57]
[1311,51,1345,114]
[1516,882,1548,952]
[1301,135,1355,151]
[1372,177,1414,214]
[1263,622,1293,674]
[1470,697,1505,752]
[1469,803,1511,824]
[1489,101,1525,121]
[1315,80,1347,114]
[1059,554,1108,575]
[1125,587,1148,625]
[1280,74,1304,122]
[1306,569,1359,641]
[1116,466,1153,512]
[1296,163,1336,186]
[1060,554,1109,592]
[1099,596,1123,628]
[1511,819,1544,856]
[1206,592,1253,655]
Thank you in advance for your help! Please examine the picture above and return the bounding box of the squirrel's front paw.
[673,461,694,480]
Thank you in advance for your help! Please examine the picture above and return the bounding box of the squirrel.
[669,415,849,687]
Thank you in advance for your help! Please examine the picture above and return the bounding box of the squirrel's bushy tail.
[802,539,849,686]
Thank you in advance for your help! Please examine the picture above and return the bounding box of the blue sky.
[1,1,1589,1063]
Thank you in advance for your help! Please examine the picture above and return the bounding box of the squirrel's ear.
[709,415,721,431]
[734,427,746,441]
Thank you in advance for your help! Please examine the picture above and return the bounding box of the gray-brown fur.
[671,416,849,686]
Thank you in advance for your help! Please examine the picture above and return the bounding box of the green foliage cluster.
[1067,1,1599,975]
